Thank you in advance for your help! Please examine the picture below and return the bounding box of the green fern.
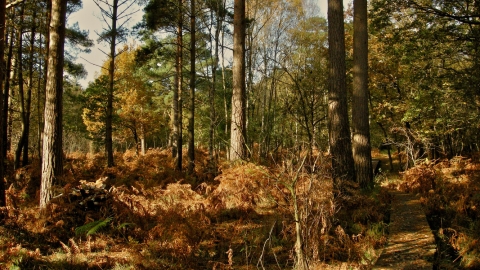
[75,217,113,236]
[117,222,135,230]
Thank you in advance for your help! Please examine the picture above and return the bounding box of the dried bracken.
[404,159,480,268]
[0,149,392,269]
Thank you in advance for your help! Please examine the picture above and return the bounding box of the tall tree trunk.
[15,6,35,168]
[2,8,15,158]
[14,4,25,169]
[40,0,52,160]
[37,21,45,159]
[23,10,36,166]
[328,0,355,184]
[106,0,119,168]
[209,2,221,160]
[221,22,228,146]
[208,33,215,159]
[229,0,246,161]
[40,0,67,209]
[0,0,7,208]
[352,0,372,188]
[187,0,196,174]
[173,0,183,171]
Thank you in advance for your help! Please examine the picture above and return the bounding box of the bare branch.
[80,56,109,70]
[6,0,24,9]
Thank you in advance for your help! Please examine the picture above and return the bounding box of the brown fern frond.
[69,238,81,254]
[85,235,91,253]
[60,241,71,254]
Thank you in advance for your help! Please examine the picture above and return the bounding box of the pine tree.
[40,0,67,209]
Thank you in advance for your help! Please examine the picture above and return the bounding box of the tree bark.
[352,0,373,188]
[0,0,7,208]
[208,3,222,160]
[229,0,246,161]
[42,0,52,159]
[2,8,14,158]
[328,0,355,184]
[106,0,119,168]
[23,9,36,167]
[140,131,145,156]
[14,5,25,169]
[40,0,67,209]
[173,0,184,171]
[187,0,196,174]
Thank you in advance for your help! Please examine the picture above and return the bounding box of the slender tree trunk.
[2,9,14,158]
[106,0,119,168]
[37,27,44,159]
[328,0,355,184]
[377,122,394,171]
[140,124,145,156]
[14,5,25,169]
[40,0,67,209]
[209,5,221,160]
[352,0,372,188]
[4,8,16,157]
[131,126,139,154]
[23,12,36,167]
[173,0,183,171]
[187,0,196,174]
[229,0,246,161]
[221,25,228,146]
[0,0,7,208]
[40,0,52,160]
[14,7,35,168]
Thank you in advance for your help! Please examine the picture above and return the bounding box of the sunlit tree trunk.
[39,0,51,160]
[352,0,372,188]
[229,0,246,161]
[140,123,146,156]
[40,0,67,209]
[328,0,355,184]
[187,0,196,174]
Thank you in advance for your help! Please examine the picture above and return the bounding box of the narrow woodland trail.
[373,191,436,270]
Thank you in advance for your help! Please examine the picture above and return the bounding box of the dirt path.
[373,191,436,270]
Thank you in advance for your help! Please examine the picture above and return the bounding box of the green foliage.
[143,0,178,31]
[66,22,94,53]
[366,222,388,240]
[369,0,480,158]
[75,217,113,236]
[81,75,115,143]
[111,263,135,270]
[64,60,87,79]
[117,222,136,230]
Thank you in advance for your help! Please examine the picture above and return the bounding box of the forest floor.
[373,191,436,269]
[0,149,478,269]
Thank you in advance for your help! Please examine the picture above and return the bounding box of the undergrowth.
[399,158,480,269]
[0,148,391,269]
